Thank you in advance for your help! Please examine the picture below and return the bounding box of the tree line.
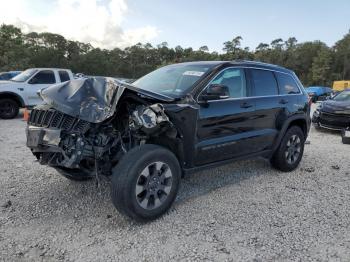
[1,24,350,86]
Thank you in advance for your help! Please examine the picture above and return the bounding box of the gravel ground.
[1,105,350,261]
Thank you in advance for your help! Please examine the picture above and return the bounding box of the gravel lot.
[1,105,350,261]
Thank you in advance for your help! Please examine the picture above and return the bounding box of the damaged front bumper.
[26,126,61,149]
[26,107,95,170]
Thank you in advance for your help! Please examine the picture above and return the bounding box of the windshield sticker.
[183,71,205,77]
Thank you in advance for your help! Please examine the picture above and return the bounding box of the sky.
[0,0,349,51]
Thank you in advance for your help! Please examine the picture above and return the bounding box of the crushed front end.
[25,77,179,180]
[26,105,116,178]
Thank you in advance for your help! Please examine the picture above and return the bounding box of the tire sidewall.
[278,126,305,170]
[0,99,19,119]
[112,145,181,221]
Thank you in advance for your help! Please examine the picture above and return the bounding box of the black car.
[25,61,311,221]
[312,89,350,130]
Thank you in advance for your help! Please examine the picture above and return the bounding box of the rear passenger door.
[247,68,301,152]
[247,68,281,152]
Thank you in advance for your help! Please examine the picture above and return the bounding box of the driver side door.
[194,67,258,166]
[25,70,57,106]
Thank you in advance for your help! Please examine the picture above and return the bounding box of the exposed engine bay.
[26,77,180,180]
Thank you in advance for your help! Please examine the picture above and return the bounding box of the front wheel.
[271,126,305,172]
[111,144,181,222]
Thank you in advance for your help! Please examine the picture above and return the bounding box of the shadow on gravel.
[177,158,271,202]
[29,158,271,220]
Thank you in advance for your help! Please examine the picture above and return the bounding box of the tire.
[54,167,92,181]
[111,144,181,222]
[271,126,305,172]
[0,99,19,119]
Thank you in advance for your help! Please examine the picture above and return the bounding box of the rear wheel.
[271,126,305,172]
[0,99,19,119]
[111,144,181,222]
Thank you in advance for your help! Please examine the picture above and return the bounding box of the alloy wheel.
[135,161,173,210]
[285,134,301,165]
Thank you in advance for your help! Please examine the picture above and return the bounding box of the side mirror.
[200,84,229,101]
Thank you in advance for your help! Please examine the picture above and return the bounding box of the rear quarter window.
[275,72,300,94]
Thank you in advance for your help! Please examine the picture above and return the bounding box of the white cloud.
[0,0,159,49]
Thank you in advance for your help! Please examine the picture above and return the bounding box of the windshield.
[11,69,38,82]
[333,90,350,102]
[132,64,213,97]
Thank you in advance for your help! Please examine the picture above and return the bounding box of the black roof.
[176,60,293,74]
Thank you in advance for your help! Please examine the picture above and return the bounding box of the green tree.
[311,48,333,86]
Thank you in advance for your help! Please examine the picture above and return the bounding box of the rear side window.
[275,72,300,94]
[29,70,55,84]
[251,69,278,96]
[59,71,70,82]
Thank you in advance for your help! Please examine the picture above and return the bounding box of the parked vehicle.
[312,89,350,130]
[0,71,21,81]
[305,86,333,102]
[25,61,311,221]
[333,80,350,92]
[0,68,74,119]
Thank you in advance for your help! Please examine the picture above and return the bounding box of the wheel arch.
[146,136,185,171]
[0,92,25,107]
[272,115,308,153]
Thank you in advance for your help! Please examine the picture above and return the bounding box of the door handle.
[240,102,253,109]
[279,99,288,104]
[18,88,24,91]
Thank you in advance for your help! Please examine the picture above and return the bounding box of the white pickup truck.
[0,68,74,119]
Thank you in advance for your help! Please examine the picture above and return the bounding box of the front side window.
[132,64,214,97]
[29,70,55,84]
[251,69,278,96]
[59,71,70,82]
[210,68,247,98]
[275,72,300,94]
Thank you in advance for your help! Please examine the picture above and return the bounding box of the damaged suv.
[26,61,310,221]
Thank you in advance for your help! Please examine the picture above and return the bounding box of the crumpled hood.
[321,100,350,114]
[39,77,174,123]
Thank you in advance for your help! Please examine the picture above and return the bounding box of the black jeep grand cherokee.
[26,61,311,221]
